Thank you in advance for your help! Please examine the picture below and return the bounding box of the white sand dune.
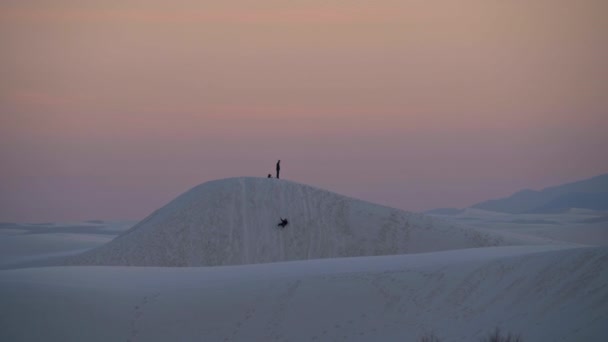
[0,221,132,269]
[66,178,555,267]
[1,178,606,341]
[1,245,606,341]
[430,208,608,246]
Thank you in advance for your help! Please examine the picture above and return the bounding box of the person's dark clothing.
[268,174,272,178]
[278,218,288,228]
[276,160,281,179]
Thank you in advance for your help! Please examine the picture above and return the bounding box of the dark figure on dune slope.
[276,160,281,179]
[277,218,289,228]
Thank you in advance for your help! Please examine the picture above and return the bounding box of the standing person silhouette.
[276,160,281,179]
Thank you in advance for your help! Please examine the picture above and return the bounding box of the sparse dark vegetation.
[419,332,440,342]
[418,328,522,342]
[482,328,522,342]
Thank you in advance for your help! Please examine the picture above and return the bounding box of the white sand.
[1,178,606,341]
[67,178,555,267]
[2,245,606,341]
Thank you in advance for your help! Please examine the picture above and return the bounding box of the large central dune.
[67,177,548,267]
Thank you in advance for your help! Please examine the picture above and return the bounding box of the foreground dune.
[2,245,607,341]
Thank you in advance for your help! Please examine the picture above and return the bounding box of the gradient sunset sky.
[1,0,607,222]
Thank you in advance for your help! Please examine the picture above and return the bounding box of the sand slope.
[66,178,551,267]
[2,245,606,341]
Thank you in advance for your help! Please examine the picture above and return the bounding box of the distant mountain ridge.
[425,208,465,216]
[472,173,608,214]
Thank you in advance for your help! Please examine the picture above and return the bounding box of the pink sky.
[1,0,607,222]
